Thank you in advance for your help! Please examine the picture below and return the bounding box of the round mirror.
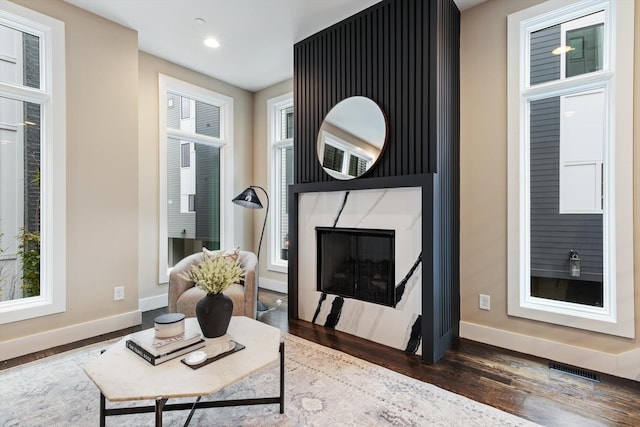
[317,96,387,180]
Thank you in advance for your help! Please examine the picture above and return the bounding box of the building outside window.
[158,75,234,283]
[0,2,66,324]
[507,0,634,337]
[268,93,293,273]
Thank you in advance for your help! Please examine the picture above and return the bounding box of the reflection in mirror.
[317,96,386,180]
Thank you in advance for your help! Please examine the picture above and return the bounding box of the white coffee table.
[84,316,284,427]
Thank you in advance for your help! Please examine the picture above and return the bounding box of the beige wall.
[2,0,140,348]
[1,0,256,359]
[460,0,640,376]
[252,79,293,287]
[137,53,254,303]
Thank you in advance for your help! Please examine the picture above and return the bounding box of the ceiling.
[63,0,485,92]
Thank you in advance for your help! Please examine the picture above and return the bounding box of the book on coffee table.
[126,338,205,366]
[129,323,203,356]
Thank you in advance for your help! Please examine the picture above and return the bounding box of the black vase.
[195,293,233,338]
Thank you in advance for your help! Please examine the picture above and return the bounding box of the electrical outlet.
[114,286,125,301]
[479,294,490,311]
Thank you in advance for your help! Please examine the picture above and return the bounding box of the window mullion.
[166,128,225,148]
[0,83,49,104]
[274,138,293,149]
[522,71,612,100]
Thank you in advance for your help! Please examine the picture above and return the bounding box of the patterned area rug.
[1,333,539,426]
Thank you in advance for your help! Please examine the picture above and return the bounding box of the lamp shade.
[232,187,263,209]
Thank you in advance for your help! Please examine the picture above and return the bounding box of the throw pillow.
[203,246,240,261]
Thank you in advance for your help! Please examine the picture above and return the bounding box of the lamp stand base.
[257,300,268,312]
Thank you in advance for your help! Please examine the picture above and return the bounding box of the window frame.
[158,75,234,284]
[267,93,293,273]
[507,0,634,337]
[0,1,66,324]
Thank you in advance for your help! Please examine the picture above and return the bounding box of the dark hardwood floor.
[3,290,639,426]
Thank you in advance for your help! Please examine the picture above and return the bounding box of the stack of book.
[126,323,205,365]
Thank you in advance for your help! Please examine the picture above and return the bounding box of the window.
[180,143,190,168]
[0,1,66,324]
[507,0,634,337]
[267,93,293,272]
[158,75,234,283]
[320,131,373,179]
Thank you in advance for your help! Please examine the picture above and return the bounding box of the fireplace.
[317,227,395,307]
[295,188,423,354]
[291,0,460,363]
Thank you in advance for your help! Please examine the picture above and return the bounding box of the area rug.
[0,333,539,426]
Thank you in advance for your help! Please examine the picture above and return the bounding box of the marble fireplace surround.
[297,187,423,354]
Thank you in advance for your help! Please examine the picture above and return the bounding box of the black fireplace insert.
[316,227,395,307]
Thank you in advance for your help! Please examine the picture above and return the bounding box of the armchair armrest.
[168,252,203,313]
[237,251,258,319]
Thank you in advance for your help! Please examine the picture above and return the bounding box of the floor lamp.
[232,185,269,312]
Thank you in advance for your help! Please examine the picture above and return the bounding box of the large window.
[507,0,634,337]
[0,2,66,324]
[267,93,293,273]
[158,76,234,283]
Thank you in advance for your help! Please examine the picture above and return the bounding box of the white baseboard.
[139,293,168,312]
[1,310,141,362]
[259,277,288,294]
[460,321,640,381]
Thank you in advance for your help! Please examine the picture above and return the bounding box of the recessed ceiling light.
[204,38,220,49]
[195,18,205,24]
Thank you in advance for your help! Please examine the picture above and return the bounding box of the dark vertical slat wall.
[293,0,431,184]
[290,0,460,364]
[433,0,461,361]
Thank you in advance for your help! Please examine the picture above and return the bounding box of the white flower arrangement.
[180,253,244,295]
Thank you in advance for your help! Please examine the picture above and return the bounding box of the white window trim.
[0,1,66,324]
[267,92,293,274]
[158,75,234,284]
[507,0,634,337]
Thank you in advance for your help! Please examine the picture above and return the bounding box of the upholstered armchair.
[168,250,258,319]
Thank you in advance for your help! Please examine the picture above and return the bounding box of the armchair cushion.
[168,249,258,319]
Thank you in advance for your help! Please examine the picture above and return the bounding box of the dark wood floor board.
[518,393,606,427]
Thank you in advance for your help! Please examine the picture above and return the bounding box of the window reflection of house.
[528,12,605,308]
[166,94,222,267]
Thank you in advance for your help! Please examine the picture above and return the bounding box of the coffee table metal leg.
[100,392,106,427]
[155,397,168,427]
[279,341,285,414]
[183,396,202,427]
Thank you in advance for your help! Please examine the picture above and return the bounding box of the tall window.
[268,93,293,273]
[158,76,234,283]
[0,2,66,324]
[507,0,634,337]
